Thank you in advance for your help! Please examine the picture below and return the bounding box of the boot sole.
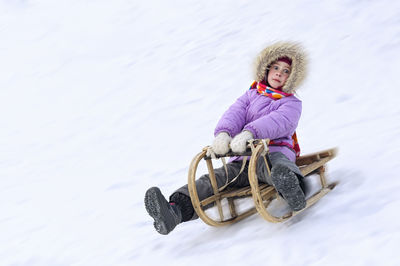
[144,187,170,235]
[271,165,306,211]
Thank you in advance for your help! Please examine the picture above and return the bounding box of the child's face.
[267,61,291,89]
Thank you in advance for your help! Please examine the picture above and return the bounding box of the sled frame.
[187,139,337,226]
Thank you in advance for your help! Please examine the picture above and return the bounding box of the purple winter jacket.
[214,89,302,162]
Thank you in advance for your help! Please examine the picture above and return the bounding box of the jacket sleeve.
[243,97,302,139]
[214,91,250,137]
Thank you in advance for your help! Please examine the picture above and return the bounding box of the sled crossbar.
[204,151,253,160]
[200,184,272,207]
[296,148,337,168]
[188,139,337,226]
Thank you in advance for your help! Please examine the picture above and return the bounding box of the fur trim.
[254,42,308,93]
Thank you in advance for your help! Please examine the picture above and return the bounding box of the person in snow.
[145,41,308,235]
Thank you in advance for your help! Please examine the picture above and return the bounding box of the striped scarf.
[250,80,293,99]
[249,81,301,157]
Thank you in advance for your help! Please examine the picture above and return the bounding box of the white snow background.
[1,0,400,265]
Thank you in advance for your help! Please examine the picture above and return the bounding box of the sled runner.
[187,139,337,226]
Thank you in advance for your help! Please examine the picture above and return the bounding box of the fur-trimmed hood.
[254,42,308,93]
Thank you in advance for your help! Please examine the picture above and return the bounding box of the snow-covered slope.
[1,0,400,265]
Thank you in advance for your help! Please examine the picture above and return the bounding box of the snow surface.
[1,0,400,265]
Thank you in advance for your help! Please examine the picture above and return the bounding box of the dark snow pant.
[170,152,304,221]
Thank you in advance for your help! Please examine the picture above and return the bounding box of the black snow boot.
[271,164,307,211]
[144,187,182,235]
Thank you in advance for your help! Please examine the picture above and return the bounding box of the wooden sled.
[187,139,337,226]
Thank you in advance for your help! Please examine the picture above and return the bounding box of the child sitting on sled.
[145,41,308,235]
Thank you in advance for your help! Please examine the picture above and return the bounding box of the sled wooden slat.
[229,207,259,223]
[318,166,327,188]
[228,198,237,218]
[188,149,214,225]
[200,184,271,207]
[305,187,331,208]
[205,159,224,221]
[204,151,253,160]
[201,188,246,206]
[296,148,337,167]
[260,185,276,200]
[299,155,334,177]
[297,183,337,213]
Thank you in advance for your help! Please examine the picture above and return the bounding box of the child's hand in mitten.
[210,132,232,155]
[230,131,253,153]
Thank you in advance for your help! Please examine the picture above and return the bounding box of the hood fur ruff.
[254,42,308,94]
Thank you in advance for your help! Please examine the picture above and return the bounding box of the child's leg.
[259,152,306,211]
[144,161,247,234]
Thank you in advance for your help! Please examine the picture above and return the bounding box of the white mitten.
[230,131,254,153]
[211,132,232,155]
